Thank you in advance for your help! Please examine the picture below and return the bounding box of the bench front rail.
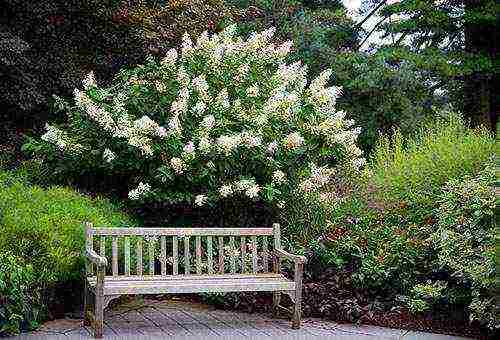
[83,222,306,338]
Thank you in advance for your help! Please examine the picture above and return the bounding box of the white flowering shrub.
[26,25,364,207]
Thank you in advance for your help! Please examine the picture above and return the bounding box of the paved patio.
[11,298,472,340]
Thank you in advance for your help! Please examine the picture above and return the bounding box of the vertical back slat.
[207,236,213,274]
[273,224,281,274]
[251,236,258,273]
[160,236,167,276]
[112,236,118,276]
[262,236,269,272]
[99,237,106,258]
[218,236,224,274]
[85,224,94,275]
[196,236,202,275]
[229,236,236,273]
[148,238,155,275]
[136,237,143,276]
[184,237,190,274]
[172,236,178,275]
[240,236,246,273]
[124,237,130,276]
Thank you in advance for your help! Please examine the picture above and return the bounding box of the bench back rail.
[85,223,280,277]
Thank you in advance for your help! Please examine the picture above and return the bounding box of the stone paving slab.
[8,298,473,340]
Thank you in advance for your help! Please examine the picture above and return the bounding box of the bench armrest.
[275,248,307,264]
[86,248,108,268]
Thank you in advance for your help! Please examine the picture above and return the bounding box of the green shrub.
[370,114,494,222]
[429,166,497,329]
[299,117,496,328]
[0,170,136,284]
[0,252,43,336]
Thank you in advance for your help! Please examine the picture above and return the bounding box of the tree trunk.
[463,0,497,132]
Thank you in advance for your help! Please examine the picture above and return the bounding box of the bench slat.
[240,236,246,273]
[124,237,130,276]
[99,237,106,258]
[229,236,236,274]
[89,276,295,295]
[218,236,224,274]
[172,236,178,275]
[262,236,269,272]
[90,227,273,236]
[112,236,118,276]
[251,236,258,273]
[196,236,202,275]
[207,236,213,275]
[136,238,143,276]
[184,237,190,274]
[160,236,166,276]
[148,238,155,275]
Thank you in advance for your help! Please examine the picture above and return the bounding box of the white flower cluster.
[299,163,335,193]
[214,178,261,200]
[128,182,151,200]
[103,148,116,163]
[41,124,82,152]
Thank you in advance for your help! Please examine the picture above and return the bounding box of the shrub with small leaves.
[0,252,43,336]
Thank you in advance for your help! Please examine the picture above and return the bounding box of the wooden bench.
[83,222,306,338]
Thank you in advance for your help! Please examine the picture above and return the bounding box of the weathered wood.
[124,237,130,276]
[88,276,295,295]
[184,236,190,274]
[83,222,307,337]
[172,236,178,275]
[85,222,94,275]
[90,227,273,236]
[262,237,269,272]
[148,238,155,275]
[196,236,202,275]
[292,261,304,329]
[160,236,167,276]
[229,236,236,274]
[207,236,213,275]
[99,237,106,258]
[136,238,143,276]
[240,236,246,273]
[251,236,258,273]
[88,273,285,282]
[218,236,224,274]
[112,236,118,276]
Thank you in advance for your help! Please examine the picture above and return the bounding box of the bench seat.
[88,273,295,295]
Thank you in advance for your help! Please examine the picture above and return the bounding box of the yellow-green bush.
[0,170,136,335]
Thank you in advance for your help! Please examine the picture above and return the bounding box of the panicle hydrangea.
[170,157,187,174]
[103,148,116,163]
[283,132,304,150]
[128,182,151,200]
[246,84,259,97]
[201,115,215,130]
[272,170,286,184]
[161,48,178,66]
[194,194,208,206]
[39,26,366,207]
[218,184,233,198]
[82,71,97,89]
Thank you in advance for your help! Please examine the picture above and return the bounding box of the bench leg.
[83,280,92,327]
[93,293,104,338]
[272,292,281,317]
[291,289,302,329]
[292,262,304,329]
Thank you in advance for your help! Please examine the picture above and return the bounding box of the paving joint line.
[177,308,222,336]
[136,308,171,336]
[152,306,193,335]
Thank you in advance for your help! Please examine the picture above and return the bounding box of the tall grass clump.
[370,114,494,220]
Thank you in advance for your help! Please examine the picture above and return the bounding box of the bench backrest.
[85,223,280,277]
